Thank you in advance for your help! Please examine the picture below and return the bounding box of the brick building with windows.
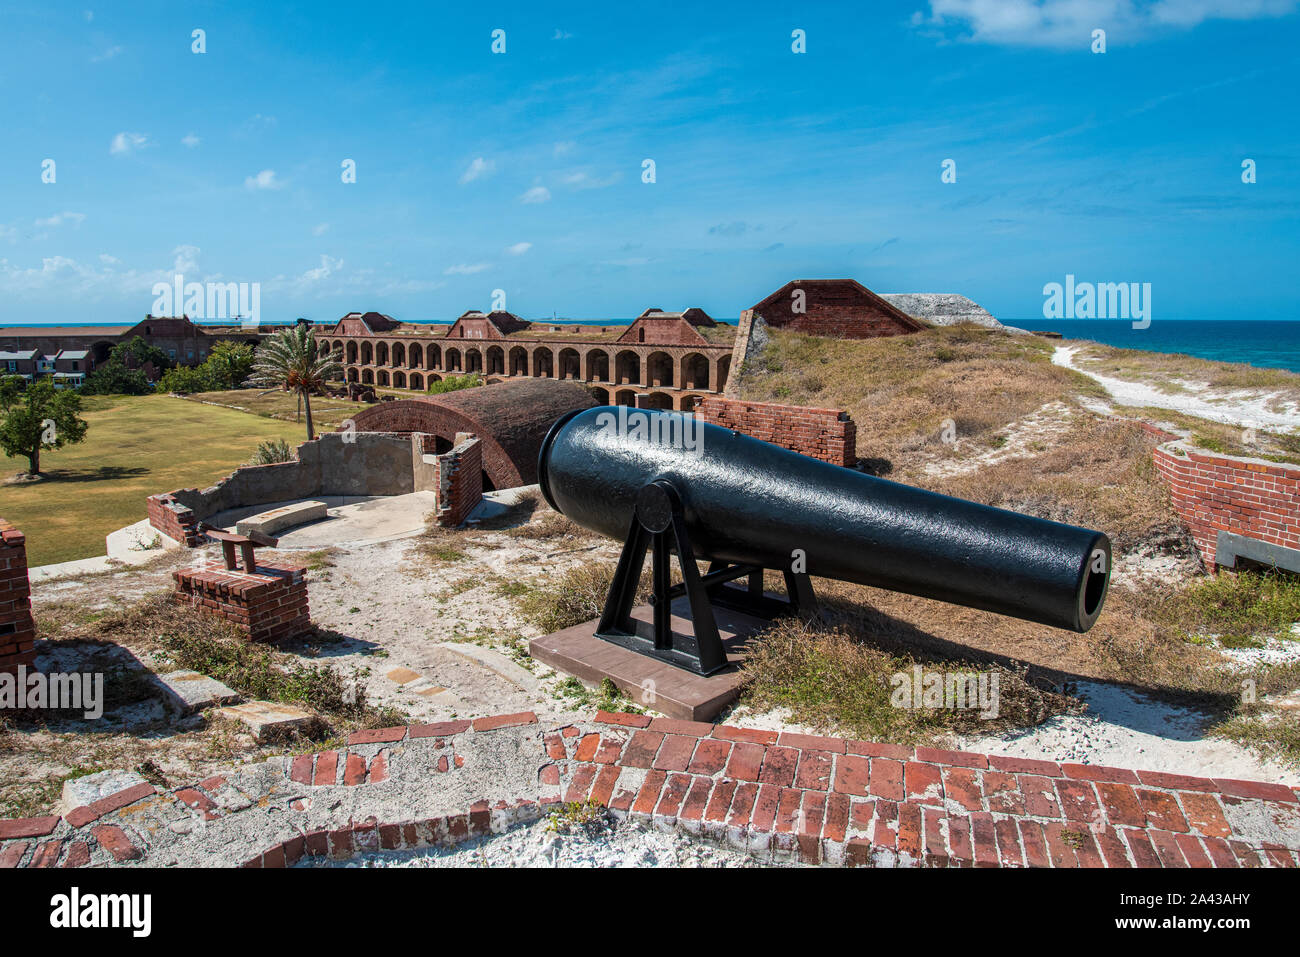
[0,315,262,371]
[317,307,737,412]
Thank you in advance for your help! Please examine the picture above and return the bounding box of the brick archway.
[344,379,597,488]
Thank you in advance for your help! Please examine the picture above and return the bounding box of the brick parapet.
[0,518,35,675]
[0,710,1296,868]
[1152,438,1300,570]
[173,559,311,642]
[696,396,857,467]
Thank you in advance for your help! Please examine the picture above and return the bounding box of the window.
[5,361,14,372]
[168,349,177,360]
[72,361,79,371]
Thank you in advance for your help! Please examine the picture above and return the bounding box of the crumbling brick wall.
[173,559,310,643]
[1153,440,1300,571]
[0,519,35,675]
[146,493,205,547]
[434,434,484,527]
[695,397,857,467]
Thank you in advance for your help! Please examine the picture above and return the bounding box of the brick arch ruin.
[344,379,598,489]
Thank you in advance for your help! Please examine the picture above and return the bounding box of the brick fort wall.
[1152,438,1300,571]
[695,396,857,468]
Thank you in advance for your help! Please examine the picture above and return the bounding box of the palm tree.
[246,322,341,440]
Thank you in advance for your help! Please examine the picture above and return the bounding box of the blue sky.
[2,0,1298,325]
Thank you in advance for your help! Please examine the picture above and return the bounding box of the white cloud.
[443,263,491,275]
[504,242,532,256]
[244,169,282,190]
[520,185,551,204]
[181,133,200,148]
[110,131,148,155]
[460,157,495,184]
[561,170,620,190]
[91,45,122,63]
[300,254,342,284]
[98,253,119,264]
[919,0,1299,47]
[313,223,330,236]
[553,28,574,40]
[35,212,86,228]
[172,245,201,273]
[553,140,576,157]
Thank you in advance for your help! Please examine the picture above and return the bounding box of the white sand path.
[1053,344,1299,433]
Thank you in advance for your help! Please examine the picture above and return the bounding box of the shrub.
[246,437,295,465]
[428,373,482,395]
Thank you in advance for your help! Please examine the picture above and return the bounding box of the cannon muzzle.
[538,407,1110,674]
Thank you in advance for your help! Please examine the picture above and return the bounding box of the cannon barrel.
[539,407,1110,633]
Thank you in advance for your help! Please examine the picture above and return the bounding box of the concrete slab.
[216,701,316,740]
[236,500,328,537]
[438,642,541,693]
[528,598,765,721]
[208,491,439,549]
[60,769,148,813]
[157,670,240,714]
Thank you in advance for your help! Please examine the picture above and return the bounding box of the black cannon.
[538,407,1111,676]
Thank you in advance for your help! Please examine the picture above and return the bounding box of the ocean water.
[1010,319,1300,374]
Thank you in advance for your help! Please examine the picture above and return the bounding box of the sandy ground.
[957,679,1300,786]
[920,401,1078,479]
[1054,344,1300,432]
[308,812,775,868]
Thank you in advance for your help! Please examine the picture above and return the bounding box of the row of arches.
[325,339,728,392]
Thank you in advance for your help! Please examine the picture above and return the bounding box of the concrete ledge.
[236,500,328,537]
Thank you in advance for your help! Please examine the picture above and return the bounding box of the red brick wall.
[1153,441,1300,571]
[173,560,310,642]
[147,493,205,547]
[746,279,924,339]
[0,519,35,675]
[434,435,484,527]
[695,396,857,467]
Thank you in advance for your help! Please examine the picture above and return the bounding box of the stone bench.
[236,501,328,537]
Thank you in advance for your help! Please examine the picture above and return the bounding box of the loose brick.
[0,816,59,840]
[91,825,141,863]
[472,711,537,732]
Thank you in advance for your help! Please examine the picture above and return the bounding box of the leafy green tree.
[157,365,212,394]
[109,336,172,374]
[246,323,341,440]
[0,379,89,475]
[205,341,256,390]
[79,362,153,396]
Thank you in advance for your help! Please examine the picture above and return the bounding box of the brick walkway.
[2,711,1297,868]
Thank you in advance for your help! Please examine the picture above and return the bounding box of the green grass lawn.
[2,394,313,567]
